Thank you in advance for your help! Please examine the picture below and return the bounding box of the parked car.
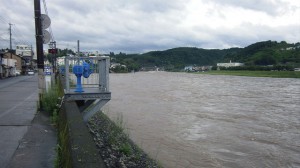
[27,70,34,75]
[15,70,21,76]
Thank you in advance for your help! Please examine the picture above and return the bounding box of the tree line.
[111,40,300,72]
[45,40,300,72]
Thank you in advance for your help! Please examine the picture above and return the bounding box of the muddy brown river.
[102,71,300,168]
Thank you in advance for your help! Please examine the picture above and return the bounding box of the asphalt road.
[0,75,56,168]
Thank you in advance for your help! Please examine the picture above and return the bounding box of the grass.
[94,112,130,154]
[88,112,162,167]
[200,70,300,78]
[57,116,72,168]
[40,77,66,168]
[41,79,64,124]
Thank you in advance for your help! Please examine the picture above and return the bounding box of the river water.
[103,71,300,168]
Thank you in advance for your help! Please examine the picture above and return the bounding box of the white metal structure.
[63,56,111,122]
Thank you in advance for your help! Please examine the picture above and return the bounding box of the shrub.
[41,80,63,123]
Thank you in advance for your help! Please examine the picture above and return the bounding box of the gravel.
[87,112,162,168]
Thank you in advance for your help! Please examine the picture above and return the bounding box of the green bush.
[41,80,63,122]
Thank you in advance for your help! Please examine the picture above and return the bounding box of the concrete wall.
[58,76,106,168]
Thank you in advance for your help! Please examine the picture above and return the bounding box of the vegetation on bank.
[40,78,65,168]
[41,78,64,124]
[57,104,72,168]
[88,112,162,168]
[212,64,295,71]
[201,70,300,78]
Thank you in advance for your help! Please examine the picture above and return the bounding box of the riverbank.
[198,70,300,78]
[88,112,162,168]
[88,112,161,168]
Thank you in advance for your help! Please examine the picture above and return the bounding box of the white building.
[57,56,65,66]
[184,65,193,71]
[217,61,244,68]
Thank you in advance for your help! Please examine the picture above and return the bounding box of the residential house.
[16,45,34,70]
[2,52,23,77]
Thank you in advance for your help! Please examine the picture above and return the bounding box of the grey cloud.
[131,0,185,13]
[213,23,300,48]
[1,0,299,53]
[48,0,187,51]
[206,0,289,16]
[0,0,35,48]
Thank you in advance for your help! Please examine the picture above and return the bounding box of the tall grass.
[41,79,63,124]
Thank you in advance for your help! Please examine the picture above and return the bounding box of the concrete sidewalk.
[0,75,57,168]
[7,111,57,168]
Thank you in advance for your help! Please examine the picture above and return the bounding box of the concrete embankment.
[58,76,161,167]
[58,100,106,168]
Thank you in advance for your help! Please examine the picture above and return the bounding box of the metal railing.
[64,56,110,94]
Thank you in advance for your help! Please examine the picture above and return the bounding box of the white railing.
[64,56,110,93]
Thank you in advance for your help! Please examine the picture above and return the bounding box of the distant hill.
[223,40,300,66]
[112,40,300,71]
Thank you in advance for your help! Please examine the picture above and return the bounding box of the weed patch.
[41,79,63,124]
[88,112,162,167]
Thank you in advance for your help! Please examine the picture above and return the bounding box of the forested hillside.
[223,41,300,66]
[113,47,241,71]
[111,40,300,72]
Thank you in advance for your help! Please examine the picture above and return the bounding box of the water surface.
[104,72,300,168]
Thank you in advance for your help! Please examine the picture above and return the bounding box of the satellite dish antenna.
[43,30,51,44]
[41,14,51,29]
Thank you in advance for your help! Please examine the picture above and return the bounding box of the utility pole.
[54,41,56,74]
[34,0,45,100]
[31,44,33,70]
[9,23,12,58]
[77,40,80,56]
[34,0,44,70]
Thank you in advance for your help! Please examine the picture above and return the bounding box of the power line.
[11,25,31,45]
[42,0,55,42]
[0,15,9,42]
[0,15,9,24]
[0,15,31,49]
[0,23,31,49]
[0,23,10,49]
[0,36,9,48]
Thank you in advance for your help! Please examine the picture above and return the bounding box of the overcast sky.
[0,0,299,54]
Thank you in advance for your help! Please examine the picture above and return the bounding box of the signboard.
[44,66,52,75]
[48,48,58,54]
